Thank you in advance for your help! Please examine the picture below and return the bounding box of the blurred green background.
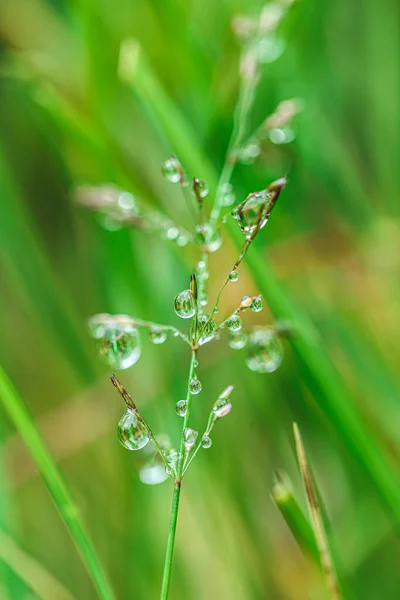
[0,0,399,598]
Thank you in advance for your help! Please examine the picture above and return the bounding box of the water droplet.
[165,226,180,240]
[228,270,239,282]
[184,428,198,450]
[251,296,263,312]
[175,400,187,417]
[213,398,232,419]
[174,289,196,319]
[190,377,202,395]
[239,139,261,165]
[257,36,285,64]
[246,328,284,373]
[89,315,141,369]
[192,178,209,198]
[162,157,181,183]
[214,307,219,314]
[198,315,217,345]
[200,297,208,307]
[232,190,271,234]
[149,327,167,344]
[240,296,253,309]
[219,183,236,207]
[117,409,150,450]
[118,191,137,212]
[193,223,223,253]
[175,233,189,247]
[227,314,242,332]
[196,260,207,275]
[269,126,295,145]
[201,435,212,449]
[228,331,248,350]
[139,463,169,485]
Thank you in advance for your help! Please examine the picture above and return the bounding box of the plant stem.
[159,350,197,600]
[160,481,181,600]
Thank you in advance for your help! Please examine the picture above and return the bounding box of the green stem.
[159,482,181,600]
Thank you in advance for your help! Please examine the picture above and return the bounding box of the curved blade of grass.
[0,528,75,600]
[0,365,115,600]
[294,423,342,600]
[117,43,400,529]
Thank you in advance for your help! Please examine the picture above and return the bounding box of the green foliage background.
[0,0,399,598]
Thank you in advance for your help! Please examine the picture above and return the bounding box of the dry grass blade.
[293,423,342,600]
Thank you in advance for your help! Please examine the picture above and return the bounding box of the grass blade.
[293,422,342,600]
[0,364,115,600]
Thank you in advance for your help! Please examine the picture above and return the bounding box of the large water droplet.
[149,327,167,344]
[219,183,236,207]
[193,223,223,253]
[190,377,202,395]
[228,270,239,282]
[162,157,181,183]
[183,428,198,450]
[175,400,187,417]
[250,296,263,312]
[174,289,196,319]
[246,328,283,373]
[201,435,212,449]
[89,315,141,369]
[232,190,271,234]
[227,314,242,332]
[117,409,150,450]
[198,315,217,345]
[228,331,248,350]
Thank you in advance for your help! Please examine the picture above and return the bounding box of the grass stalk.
[0,365,115,600]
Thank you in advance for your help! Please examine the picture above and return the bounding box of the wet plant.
[77,3,298,599]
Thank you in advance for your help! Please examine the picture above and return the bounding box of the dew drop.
[239,139,261,165]
[228,331,248,350]
[257,36,285,64]
[139,463,169,485]
[174,289,196,319]
[227,314,242,332]
[246,328,284,373]
[190,377,202,395]
[192,178,209,198]
[165,226,180,240]
[175,233,189,247]
[228,270,239,282]
[198,314,217,345]
[219,183,236,207]
[117,409,150,451]
[201,435,212,449]
[240,296,253,309]
[162,157,181,183]
[175,400,187,417]
[149,327,167,344]
[213,398,232,419]
[232,190,271,234]
[269,126,295,145]
[89,315,141,369]
[184,428,198,450]
[193,223,223,253]
[250,296,263,312]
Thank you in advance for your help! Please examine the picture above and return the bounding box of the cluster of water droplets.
[88,314,141,370]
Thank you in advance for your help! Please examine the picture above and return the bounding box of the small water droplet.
[228,331,248,350]
[117,409,150,450]
[165,226,180,240]
[240,296,253,309]
[174,289,196,319]
[175,233,189,247]
[214,307,219,314]
[190,377,202,395]
[269,126,295,145]
[246,328,284,373]
[175,400,187,417]
[201,435,212,449]
[162,157,181,183]
[239,138,261,165]
[250,296,263,312]
[228,270,239,282]
[227,314,242,332]
[193,223,223,253]
[183,428,198,450]
[149,327,167,344]
[198,315,217,345]
[219,183,236,207]
[192,178,209,198]
[118,191,137,212]
[89,315,141,369]
[232,191,270,234]
[213,399,232,419]
[257,36,285,64]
